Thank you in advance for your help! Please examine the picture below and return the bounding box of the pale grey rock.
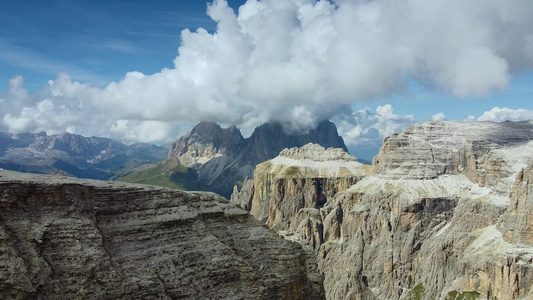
[232,144,370,241]
[374,121,533,190]
[278,143,358,162]
[244,120,533,300]
[230,177,254,210]
[0,170,324,300]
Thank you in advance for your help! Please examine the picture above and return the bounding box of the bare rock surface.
[232,143,370,237]
[239,121,533,299]
[0,170,323,300]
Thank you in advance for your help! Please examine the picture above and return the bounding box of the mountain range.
[3,119,533,299]
[0,132,167,180]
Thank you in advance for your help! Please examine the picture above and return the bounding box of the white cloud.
[432,113,446,121]
[464,115,476,122]
[477,107,533,122]
[109,120,186,144]
[2,0,533,144]
[335,104,416,147]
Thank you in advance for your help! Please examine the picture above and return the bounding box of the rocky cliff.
[145,120,348,198]
[231,143,371,243]
[0,170,324,299]
[236,120,533,299]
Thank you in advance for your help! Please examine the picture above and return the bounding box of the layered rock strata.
[0,170,323,300]
[232,143,371,245]
[239,121,533,299]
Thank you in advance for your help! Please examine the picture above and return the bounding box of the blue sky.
[0,0,243,88]
[1,0,533,160]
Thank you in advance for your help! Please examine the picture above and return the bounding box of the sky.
[1,0,533,160]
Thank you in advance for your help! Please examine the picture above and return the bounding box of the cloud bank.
[2,0,533,144]
[476,107,533,122]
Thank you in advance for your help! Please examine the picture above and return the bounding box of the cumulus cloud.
[464,115,477,122]
[2,0,533,144]
[335,104,416,148]
[432,113,446,121]
[477,107,533,122]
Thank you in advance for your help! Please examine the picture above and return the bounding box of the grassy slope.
[117,162,207,192]
[117,163,185,189]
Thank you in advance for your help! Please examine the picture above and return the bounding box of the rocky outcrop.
[502,162,533,244]
[0,170,323,299]
[232,143,370,243]
[162,120,348,198]
[167,121,246,167]
[242,121,533,299]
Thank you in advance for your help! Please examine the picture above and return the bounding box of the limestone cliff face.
[0,170,323,300]
[232,143,370,238]
[502,162,533,245]
[374,121,533,192]
[238,121,533,300]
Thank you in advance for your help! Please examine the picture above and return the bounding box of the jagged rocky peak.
[279,143,357,162]
[247,120,348,163]
[43,132,127,157]
[157,120,349,198]
[167,121,245,167]
[186,121,244,148]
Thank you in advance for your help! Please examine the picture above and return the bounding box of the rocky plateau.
[0,170,323,299]
[233,120,533,299]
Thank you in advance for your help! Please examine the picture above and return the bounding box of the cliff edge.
[0,170,324,299]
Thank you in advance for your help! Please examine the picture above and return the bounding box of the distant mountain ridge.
[123,120,349,198]
[0,132,167,179]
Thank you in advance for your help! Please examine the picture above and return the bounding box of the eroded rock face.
[0,170,323,300]
[232,143,370,244]
[241,121,533,300]
[374,121,533,189]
